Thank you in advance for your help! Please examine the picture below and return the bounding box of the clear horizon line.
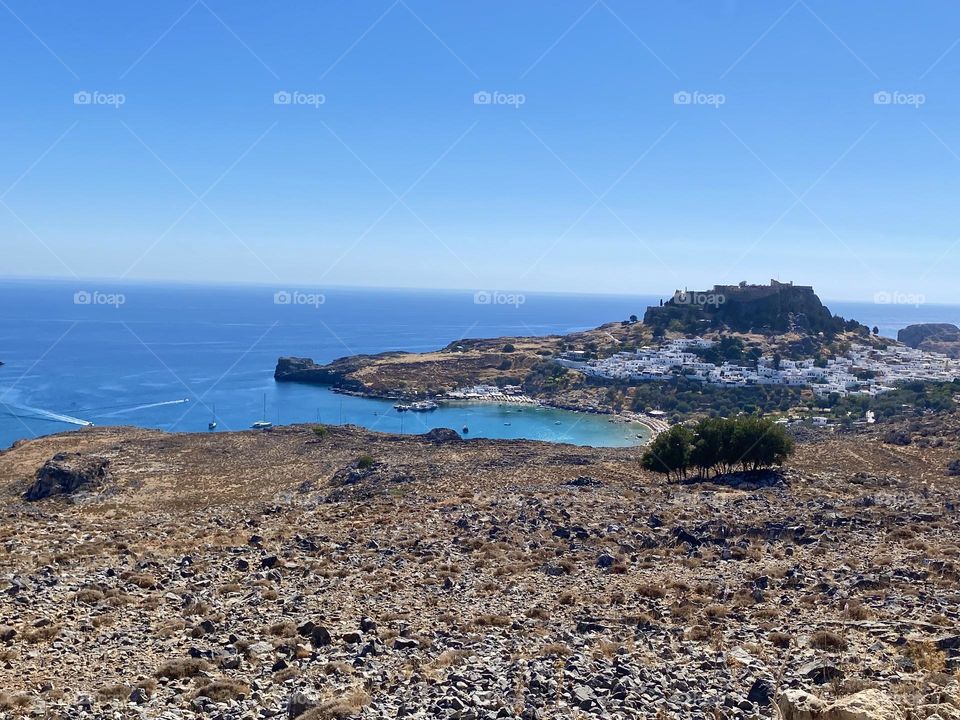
[0,272,958,307]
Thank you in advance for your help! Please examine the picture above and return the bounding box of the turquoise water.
[0,280,656,448]
[293,395,651,447]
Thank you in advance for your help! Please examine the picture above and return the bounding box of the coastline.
[330,385,662,440]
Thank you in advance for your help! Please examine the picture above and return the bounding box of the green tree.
[689,417,733,477]
[641,425,693,482]
[726,417,793,471]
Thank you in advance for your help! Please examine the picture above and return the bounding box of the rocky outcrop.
[898,323,960,358]
[778,689,826,719]
[274,353,407,392]
[25,453,109,500]
[778,688,910,720]
[420,428,461,444]
[825,690,904,720]
[643,280,857,335]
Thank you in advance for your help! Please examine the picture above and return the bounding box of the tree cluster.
[641,416,795,482]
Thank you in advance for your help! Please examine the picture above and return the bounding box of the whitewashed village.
[557,338,960,397]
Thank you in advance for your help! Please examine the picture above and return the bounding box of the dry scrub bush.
[96,684,129,700]
[154,658,210,679]
[768,631,792,648]
[74,588,105,604]
[22,624,61,644]
[904,640,946,672]
[809,630,847,651]
[192,679,249,702]
[298,689,371,719]
[636,583,666,600]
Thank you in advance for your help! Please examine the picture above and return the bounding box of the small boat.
[208,404,217,430]
[554,421,562,425]
[394,403,411,412]
[504,422,511,426]
[410,400,439,412]
[252,395,272,429]
[462,425,469,434]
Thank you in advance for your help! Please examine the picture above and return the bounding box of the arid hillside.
[0,424,958,718]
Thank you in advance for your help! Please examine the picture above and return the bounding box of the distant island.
[276,281,960,427]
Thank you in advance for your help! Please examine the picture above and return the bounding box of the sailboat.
[208,403,217,431]
[251,394,273,430]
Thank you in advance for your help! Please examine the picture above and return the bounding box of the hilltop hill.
[643,280,865,336]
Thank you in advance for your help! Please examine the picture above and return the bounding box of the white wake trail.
[8,405,93,427]
[98,398,191,417]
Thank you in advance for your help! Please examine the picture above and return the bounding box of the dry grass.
[427,649,470,669]
[267,620,297,637]
[703,604,729,619]
[0,693,31,710]
[298,689,371,719]
[843,600,873,621]
[96,684,130,700]
[636,583,667,599]
[274,667,300,682]
[540,642,571,657]
[127,573,159,590]
[809,630,847,651]
[21,623,62,644]
[74,588,105,604]
[154,658,210,679]
[192,679,249,702]
[473,614,511,628]
[903,640,946,672]
[525,606,550,620]
[768,631,792,648]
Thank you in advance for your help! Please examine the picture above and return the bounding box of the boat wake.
[96,398,190,417]
[3,404,93,427]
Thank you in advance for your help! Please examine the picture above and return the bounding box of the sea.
[0,279,957,450]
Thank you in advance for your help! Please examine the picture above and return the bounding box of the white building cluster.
[445,384,537,403]
[557,338,960,397]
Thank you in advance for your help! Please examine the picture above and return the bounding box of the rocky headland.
[898,323,960,359]
[0,423,959,718]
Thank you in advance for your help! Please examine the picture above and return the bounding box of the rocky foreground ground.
[0,424,959,719]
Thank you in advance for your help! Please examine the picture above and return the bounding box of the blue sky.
[1,1,959,301]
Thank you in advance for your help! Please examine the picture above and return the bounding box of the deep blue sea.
[0,279,957,450]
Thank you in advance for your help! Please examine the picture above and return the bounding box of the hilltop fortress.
[643,280,858,335]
